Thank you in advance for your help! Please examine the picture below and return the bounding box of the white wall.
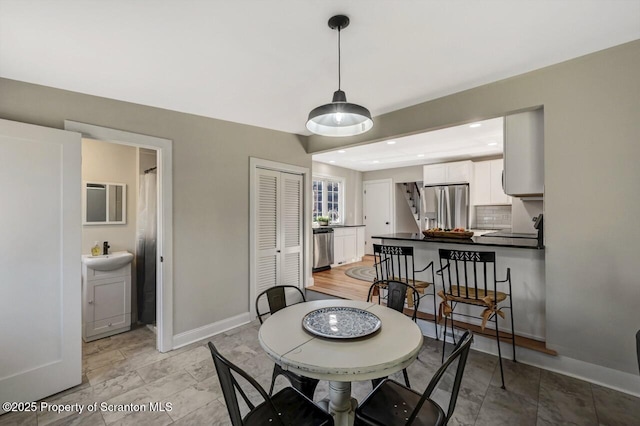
[139,147,157,172]
[312,161,363,225]
[363,164,423,183]
[511,199,543,234]
[81,138,137,255]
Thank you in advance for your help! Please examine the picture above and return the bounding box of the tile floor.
[1,322,639,426]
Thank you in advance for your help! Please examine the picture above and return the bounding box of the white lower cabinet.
[356,227,365,259]
[82,264,131,342]
[333,227,365,266]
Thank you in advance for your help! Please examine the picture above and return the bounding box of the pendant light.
[306,15,373,137]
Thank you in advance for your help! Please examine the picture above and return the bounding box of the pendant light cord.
[337,26,341,91]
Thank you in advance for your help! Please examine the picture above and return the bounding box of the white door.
[363,180,393,255]
[0,119,81,409]
[280,172,303,287]
[254,168,303,297]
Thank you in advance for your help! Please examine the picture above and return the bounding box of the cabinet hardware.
[88,300,93,304]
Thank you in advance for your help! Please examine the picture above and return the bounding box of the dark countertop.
[313,224,365,230]
[373,233,544,250]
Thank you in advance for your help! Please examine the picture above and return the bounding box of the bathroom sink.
[82,251,134,271]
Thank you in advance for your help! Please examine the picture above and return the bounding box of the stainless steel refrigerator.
[423,184,469,229]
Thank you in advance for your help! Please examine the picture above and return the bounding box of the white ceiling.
[313,117,504,171]
[1,1,638,136]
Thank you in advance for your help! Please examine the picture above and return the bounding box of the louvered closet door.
[280,172,303,287]
[255,168,303,296]
[256,169,281,294]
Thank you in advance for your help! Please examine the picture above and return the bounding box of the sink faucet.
[103,241,110,255]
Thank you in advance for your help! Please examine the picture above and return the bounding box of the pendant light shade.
[306,15,373,137]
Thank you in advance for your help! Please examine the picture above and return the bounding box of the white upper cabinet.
[423,160,472,186]
[472,159,511,205]
[489,159,511,204]
[423,164,447,185]
[473,161,492,205]
[504,110,544,197]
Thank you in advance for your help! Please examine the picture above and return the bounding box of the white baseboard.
[172,312,252,349]
[416,318,640,398]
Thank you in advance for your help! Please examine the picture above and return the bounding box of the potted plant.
[316,216,330,226]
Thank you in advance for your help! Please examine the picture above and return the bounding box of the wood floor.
[308,255,557,356]
[308,255,375,300]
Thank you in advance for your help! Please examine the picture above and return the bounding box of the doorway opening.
[65,121,173,353]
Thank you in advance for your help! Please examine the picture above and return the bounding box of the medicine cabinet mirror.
[83,182,127,225]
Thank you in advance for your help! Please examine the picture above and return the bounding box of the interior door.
[280,173,303,287]
[255,169,303,296]
[363,180,393,255]
[0,119,81,409]
[255,168,281,295]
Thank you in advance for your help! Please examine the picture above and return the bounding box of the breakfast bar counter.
[373,232,543,249]
[373,233,547,347]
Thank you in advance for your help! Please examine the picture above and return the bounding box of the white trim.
[172,312,252,349]
[64,121,174,352]
[416,319,640,398]
[249,157,311,318]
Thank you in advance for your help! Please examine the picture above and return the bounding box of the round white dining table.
[258,299,423,426]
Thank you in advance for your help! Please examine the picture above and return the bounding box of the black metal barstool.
[437,248,515,389]
[372,243,439,338]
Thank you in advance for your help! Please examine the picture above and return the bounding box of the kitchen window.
[312,176,344,224]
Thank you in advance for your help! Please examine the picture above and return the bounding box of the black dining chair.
[255,285,320,399]
[208,341,333,426]
[354,331,473,426]
[368,279,420,388]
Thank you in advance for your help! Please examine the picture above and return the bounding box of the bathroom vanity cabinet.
[82,262,131,342]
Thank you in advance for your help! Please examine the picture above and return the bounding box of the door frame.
[64,121,174,352]
[363,178,395,254]
[249,157,310,319]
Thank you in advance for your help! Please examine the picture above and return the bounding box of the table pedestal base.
[318,381,357,426]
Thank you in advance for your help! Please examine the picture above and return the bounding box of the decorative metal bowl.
[302,306,381,339]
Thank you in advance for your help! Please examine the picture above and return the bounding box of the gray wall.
[309,40,640,375]
[312,161,363,225]
[0,78,310,335]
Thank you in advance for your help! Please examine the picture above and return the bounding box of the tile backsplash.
[475,205,512,229]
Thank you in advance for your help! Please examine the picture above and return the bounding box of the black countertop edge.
[313,224,365,229]
[373,233,544,250]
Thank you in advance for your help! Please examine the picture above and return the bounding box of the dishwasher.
[312,228,334,272]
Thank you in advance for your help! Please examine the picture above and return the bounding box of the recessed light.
[417,154,425,157]
[329,160,336,163]
[338,150,346,153]
[372,160,380,164]
[386,140,396,145]
[469,123,482,128]
[488,142,498,146]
